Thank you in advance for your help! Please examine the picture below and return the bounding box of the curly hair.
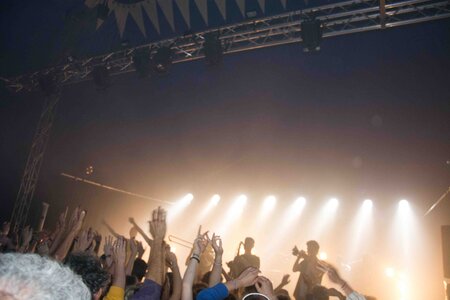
[0,253,90,300]
[65,252,111,296]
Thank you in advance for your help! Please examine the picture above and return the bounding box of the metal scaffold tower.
[10,88,61,232]
[4,0,450,229]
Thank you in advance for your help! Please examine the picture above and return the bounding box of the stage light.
[211,194,221,206]
[301,18,323,52]
[385,267,395,278]
[203,32,223,66]
[167,193,194,222]
[362,199,373,210]
[327,197,339,211]
[180,193,194,207]
[262,195,277,212]
[293,197,306,210]
[133,48,151,77]
[152,47,172,74]
[399,199,410,212]
[237,194,247,207]
[319,251,328,260]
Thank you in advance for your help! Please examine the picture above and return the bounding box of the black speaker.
[442,225,450,278]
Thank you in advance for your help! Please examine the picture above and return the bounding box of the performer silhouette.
[292,240,324,300]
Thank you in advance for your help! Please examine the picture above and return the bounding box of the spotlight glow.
[346,198,374,260]
[262,195,277,212]
[216,194,248,235]
[211,194,221,206]
[167,193,194,222]
[183,193,194,204]
[237,194,247,207]
[293,197,306,211]
[328,197,339,210]
[394,199,415,264]
[309,197,340,238]
[262,196,307,257]
[385,267,395,278]
[319,251,328,260]
[362,199,373,210]
[399,199,410,212]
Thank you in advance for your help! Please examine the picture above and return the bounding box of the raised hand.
[236,267,260,288]
[193,233,208,256]
[93,231,102,245]
[149,207,167,241]
[255,276,276,300]
[280,274,290,286]
[211,233,223,256]
[166,248,178,269]
[129,217,136,224]
[114,237,127,266]
[317,261,344,285]
[104,236,114,256]
[68,207,86,233]
[57,208,68,229]
[73,229,94,252]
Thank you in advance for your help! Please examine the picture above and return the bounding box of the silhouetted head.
[244,237,255,252]
[132,258,148,282]
[306,240,320,256]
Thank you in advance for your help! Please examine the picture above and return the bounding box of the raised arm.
[129,217,153,247]
[130,207,167,300]
[103,237,127,300]
[196,267,260,300]
[72,229,94,253]
[146,207,167,284]
[292,247,305,272]
[54,208,86,261]
[126,239,138,276]
[209,233,224,287]
[102,220,122,239]
[182,233,208,300]
[167,249,182,300]
[49,209,68,255]
[255,276,278,300]
[318,261,366,299]
[112,237,127,289]
[274,274,291,294]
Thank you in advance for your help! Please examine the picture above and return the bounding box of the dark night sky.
[0,1,450,299]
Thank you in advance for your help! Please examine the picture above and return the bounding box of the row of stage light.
[171,193,412,214]
[165,193,414,300]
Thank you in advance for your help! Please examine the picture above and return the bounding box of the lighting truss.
[5,0,450,229]
[2,0,449,92]
[10,90,61,231]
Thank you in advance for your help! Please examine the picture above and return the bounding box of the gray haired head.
[0,253,90,300]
